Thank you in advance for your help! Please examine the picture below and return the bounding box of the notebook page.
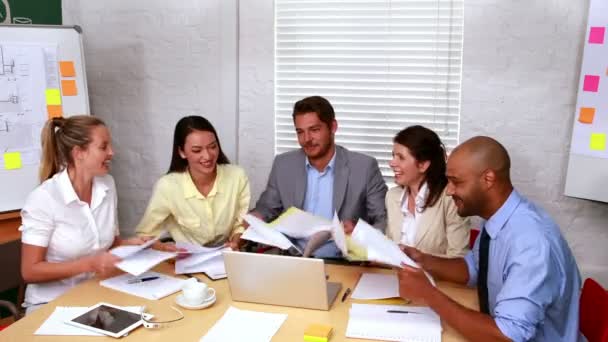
[346,304,441,342]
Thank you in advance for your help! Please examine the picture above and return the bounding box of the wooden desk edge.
[0,210,21,244]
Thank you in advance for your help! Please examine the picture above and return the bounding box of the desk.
[0,211,21,244]
[1,263,478,341]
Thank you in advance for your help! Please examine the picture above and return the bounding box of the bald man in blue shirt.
[399,136,581,342]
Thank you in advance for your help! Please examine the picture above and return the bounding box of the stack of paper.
[175,242,229,280]
[346,304,442,342]
[35,306,144,336]
[200,306,287,342]
[111,233,177,276]
[352,273,400,300]
[100,271,185,300]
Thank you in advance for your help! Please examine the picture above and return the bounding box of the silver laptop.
[223,251,342,310]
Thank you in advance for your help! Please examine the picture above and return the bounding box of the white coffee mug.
[182,279,214,305]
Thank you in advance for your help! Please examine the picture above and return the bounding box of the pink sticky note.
[589,27,605,44]
[583,75,600,92]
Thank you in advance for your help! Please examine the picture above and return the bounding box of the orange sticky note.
[578,107,595,124]
[59,61,75,77]
[47,105,63,119]
[61,80,77,96]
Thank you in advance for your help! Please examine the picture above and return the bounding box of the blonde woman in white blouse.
[385,125,470,257]
[20,116,149,313]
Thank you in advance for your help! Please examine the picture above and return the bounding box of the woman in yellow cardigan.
[385,125,470,257]
[136,116,250,250]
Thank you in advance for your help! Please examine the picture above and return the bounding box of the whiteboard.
[0,25,89,212]
[564,0,608,203]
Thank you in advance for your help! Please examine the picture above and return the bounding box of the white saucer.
[175,293,216,310]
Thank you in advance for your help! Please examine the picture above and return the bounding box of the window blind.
[275,0,464,182]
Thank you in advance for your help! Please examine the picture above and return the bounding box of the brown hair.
[393,125,448,211]
[292,96,335,128]
[39,115,106,182]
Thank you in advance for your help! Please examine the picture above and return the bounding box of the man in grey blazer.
[251,96,388,258]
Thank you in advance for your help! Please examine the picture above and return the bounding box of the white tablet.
[64,302,146,338]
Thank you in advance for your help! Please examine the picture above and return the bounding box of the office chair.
[580,278,608,342]
[469,228,480,249]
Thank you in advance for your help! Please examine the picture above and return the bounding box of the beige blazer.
[385,185,470,258]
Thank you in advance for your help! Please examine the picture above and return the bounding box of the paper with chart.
[0,43,58,170]
[346,304,441,342]
[352,273,400,300]
[35,306,144,336]
[175,242,229,279]
[200,306,287,342]
[100,271,185,300]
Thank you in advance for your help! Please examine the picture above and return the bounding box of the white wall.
[63,0,608,285]
[62,0,238,233]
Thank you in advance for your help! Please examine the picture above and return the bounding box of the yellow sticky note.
[590,133,606,151]
[61,80,77,96]
[3,152,22,170]
[45,89,61,105]
[47,105,63,119]
[59,61,75,77]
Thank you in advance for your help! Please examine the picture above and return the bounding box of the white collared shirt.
[399,182,429,246]
[19,168,119,308]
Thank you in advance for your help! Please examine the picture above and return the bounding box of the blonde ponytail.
[38,115,106,182]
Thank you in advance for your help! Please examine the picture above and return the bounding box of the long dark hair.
[393,125,447,211]
[168,116,230,173]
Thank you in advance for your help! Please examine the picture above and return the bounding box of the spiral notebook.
[345,304,441,342]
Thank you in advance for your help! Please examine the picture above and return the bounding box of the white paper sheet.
[272,207,333,238]
[352,273,400,300]
[114,249,176,277]
[200,306,287,342]
[175,248,229,279]
[346,304,441,342]
[100,271,185,300]
[175,241,225,254]
[241,214,301,253]
[110,233,165,258]
[350,220,436,286]
[35,306,144,336]
[350,219,418,268]
[331,212,348,255]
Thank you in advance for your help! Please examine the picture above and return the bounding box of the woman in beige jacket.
[386,126,470,257]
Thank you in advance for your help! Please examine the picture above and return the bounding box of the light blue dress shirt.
[465,190,581,342]
[293,153,341,258]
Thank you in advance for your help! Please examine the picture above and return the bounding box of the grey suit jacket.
[254,145,388,230]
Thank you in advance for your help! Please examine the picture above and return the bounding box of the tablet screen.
[70,304,141,335]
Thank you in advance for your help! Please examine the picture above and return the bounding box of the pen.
[341,288,351,302]
[386,310,423,314]
[128,276,160,284]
